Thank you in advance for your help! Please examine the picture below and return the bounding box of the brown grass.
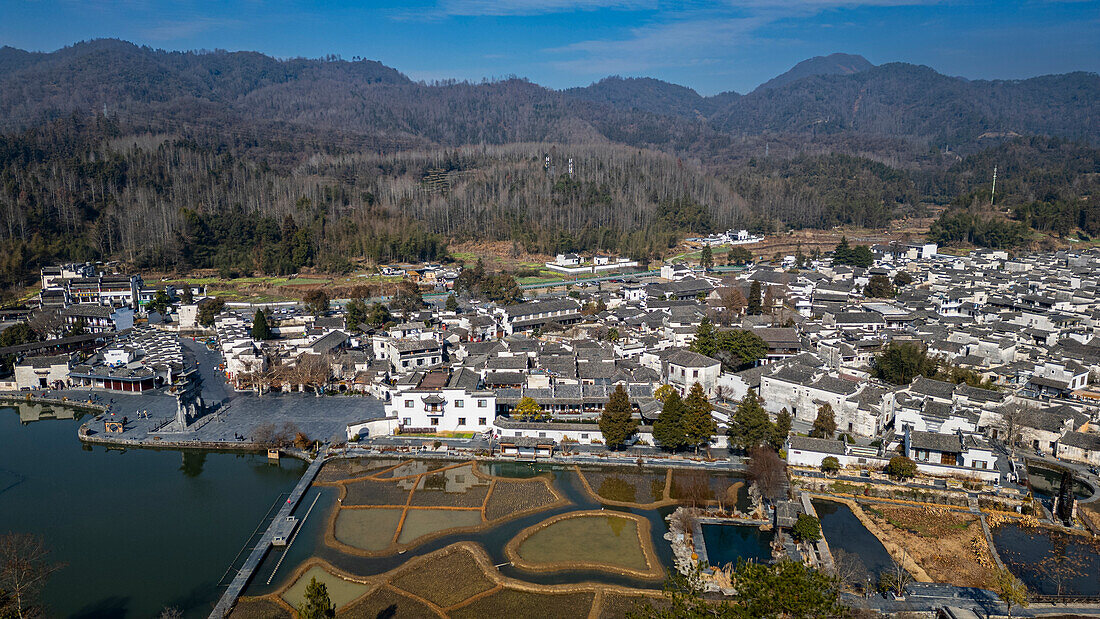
[864,504,998,588]
[484,478,563,521]
[390,545,496,608]
[340,584,442,618]
[228,598,292,619]
[448,588,595,619]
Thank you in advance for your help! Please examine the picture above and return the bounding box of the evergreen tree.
[832,236,853,265]
[770,408,792,451]
[297,577,336,619]
[747,280,763,315]
[251,309,272,340]
[689,317,717,357]
[598,384,638,449]
[445,293,459,312]
[871,341,940,385]
[682,382,717,451]
[729,390,773,450]
[181,286,194,305]
[810,403,837,439]
[700,245,714,269]
[150,289,171,314]
[863,274,895,298]
[653,390,689,451]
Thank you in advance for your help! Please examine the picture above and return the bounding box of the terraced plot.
[280,565,369,610]
[508,512,660,578]
[397,508,484,545]
[579,469,670,506]
[333,508,403,551]
[484,479,560,521]
[450,588,595,619]
[390,546,496,608]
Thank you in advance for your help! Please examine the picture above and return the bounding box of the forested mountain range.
[0,39,1098,299]
[3,40,1098,151]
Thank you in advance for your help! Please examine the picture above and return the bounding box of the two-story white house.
[386,368,496,432]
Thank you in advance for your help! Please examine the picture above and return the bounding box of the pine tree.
[682,382,717,451]
[599,384,638,449]
[700,245,714,269]
[747,280,763,315]
[689,317,717,356]
[445,293,459,312]
[810,403,837,439]
[297,577,336,619]
[771,408,793,450]
[251,309,272,340]
[653,390,688,451]
[729,389,773,450]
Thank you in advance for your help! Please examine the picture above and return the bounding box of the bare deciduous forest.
[0,40,1098,297]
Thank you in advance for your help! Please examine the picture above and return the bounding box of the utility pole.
[990,166,998,208]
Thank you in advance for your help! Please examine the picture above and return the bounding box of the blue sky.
[1,1,1097,95]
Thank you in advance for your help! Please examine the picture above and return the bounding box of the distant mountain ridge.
[754,53,874,91]
[1,39,1098,151]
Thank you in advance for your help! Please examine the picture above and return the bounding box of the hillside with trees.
[0,40,1097,296]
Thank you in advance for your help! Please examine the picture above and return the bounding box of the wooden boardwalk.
[209,446,329,618]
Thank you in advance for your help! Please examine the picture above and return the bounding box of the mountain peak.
[754,53,874,92]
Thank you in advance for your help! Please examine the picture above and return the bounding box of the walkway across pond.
[210,446,329,618]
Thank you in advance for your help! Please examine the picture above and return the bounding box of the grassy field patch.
[484,479,559,521]
[390,547,495,608]
[333,508,403,551]
[397,508,483,545]
[229,598,291,619]
[450,589,594,619]
[515,514,649,572]
[339,585,439,618]
[281,565,368,610]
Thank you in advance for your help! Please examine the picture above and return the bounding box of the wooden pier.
[209,446,329,618]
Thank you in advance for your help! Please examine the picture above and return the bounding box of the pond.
[0,403,306,618]
[1025,462,1093,500]
[812,499,894,580]
[699,523,772,568]
[992,523,1100,596]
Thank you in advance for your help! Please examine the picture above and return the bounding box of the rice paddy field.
[242,458,744,616]
[511,513,654,573]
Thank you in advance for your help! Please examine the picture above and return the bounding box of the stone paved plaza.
[58,335,384,444]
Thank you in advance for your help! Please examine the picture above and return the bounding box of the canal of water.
[812,499,895,584]
[0,403,306,618]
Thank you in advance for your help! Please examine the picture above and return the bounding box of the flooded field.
[993,523,1100,596]
[237,459,749,615]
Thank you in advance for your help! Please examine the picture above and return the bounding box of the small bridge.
[209,446,329,618]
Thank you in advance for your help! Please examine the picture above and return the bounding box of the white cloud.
[545,0,940,75]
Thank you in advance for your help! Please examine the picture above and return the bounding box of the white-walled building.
[386,368,496,432]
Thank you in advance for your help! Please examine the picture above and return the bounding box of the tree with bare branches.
[289,354,332,396]
[0,532,65,619]
[997,402,1033,456]
[746,445,787,503]
[27,310,65,340]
